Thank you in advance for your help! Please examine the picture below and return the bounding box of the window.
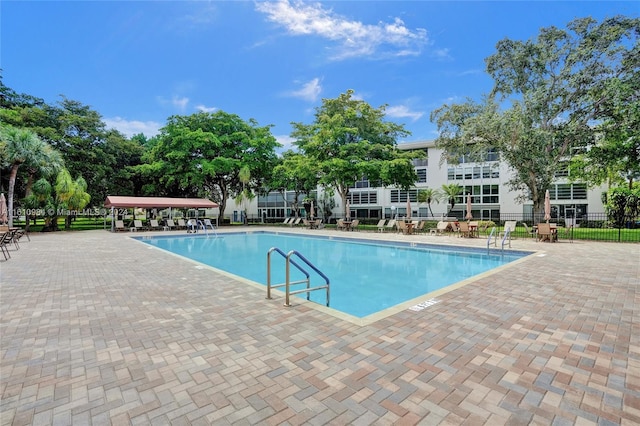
[416,168,427,183]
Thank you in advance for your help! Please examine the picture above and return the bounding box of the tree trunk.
[7,164,20,228]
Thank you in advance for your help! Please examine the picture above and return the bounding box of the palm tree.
[417,188,441,218]
[237,165,251,225]
[440,183,463,215]
[0,125,57,227]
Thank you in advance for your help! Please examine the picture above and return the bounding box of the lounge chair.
[499,221,517,239]
[164,219,176,231]
[415,221,426,234]
[522,222,536,239]
[149,219,162,230]
[132,220,146,231]
[281,217,291,225]
[376,219,387,232]
[384,219,397,232]
[114,220,126,232]
[177,219,187,230]
[430,221,448,236]
[288,217,301,227]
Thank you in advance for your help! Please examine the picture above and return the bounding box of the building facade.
[225,140,605,224]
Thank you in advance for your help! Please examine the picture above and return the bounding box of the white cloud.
[274,134,296,153]
[156,95,190,112]
[256,0,428,60]
[104,117,161,138]
[196,104,217,113]
[172,96,189,111]
[287,77,322,102]
[385,105,424,121]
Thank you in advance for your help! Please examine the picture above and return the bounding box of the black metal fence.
[12,211,640,243]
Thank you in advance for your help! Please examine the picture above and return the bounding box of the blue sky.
[2,1,637,150]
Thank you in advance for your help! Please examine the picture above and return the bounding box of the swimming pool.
[136,231,531,319]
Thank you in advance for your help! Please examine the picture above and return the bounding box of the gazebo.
[103,196,218,232]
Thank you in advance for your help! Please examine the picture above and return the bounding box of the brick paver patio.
[1,228,638,425]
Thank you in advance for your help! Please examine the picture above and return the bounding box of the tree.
[268,151,319,218]
[236,165,251,225]
[431,16,640,217]
[138,111,279,222]
[440,184,463,214]
[0,125,62,227]
[55,169,91,230]
[417,187,441,217]
[604,186,640,240]
[569,77,640,189]
[292,90,420,218]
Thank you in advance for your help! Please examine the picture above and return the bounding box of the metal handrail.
[501,227,511,250]
[487,227,496,251]
[266,247,330,307]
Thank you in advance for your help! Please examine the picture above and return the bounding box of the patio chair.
[499,221,517,239]
[336,219,346,231]
[0,231,12,260]
[415,220,426,234]
[521,222,536,239]
[376,219,387,232]
[132,220,147,232]
[430,221,448,236]
[537,222,553,242]
[384,219,397,233]
[458,221,471,238]
[397,220,407,234]
[289,217,301,227]
[164,219,176,231]
[114,220,126,232]
[350,219,359,231]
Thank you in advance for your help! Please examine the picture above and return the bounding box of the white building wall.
[223,139,607,222]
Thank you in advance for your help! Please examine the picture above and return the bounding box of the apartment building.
[230,140,605,223]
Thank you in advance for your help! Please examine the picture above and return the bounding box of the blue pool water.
[137,232,529,318]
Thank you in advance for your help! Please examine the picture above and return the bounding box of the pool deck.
[1,227,638,425]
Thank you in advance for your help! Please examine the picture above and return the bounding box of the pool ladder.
[266,247,330,307]
[487,227,511,252]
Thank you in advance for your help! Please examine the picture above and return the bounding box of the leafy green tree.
[569,77,640,189]
[138,111,279,220]
[431,16,639,217]
[0,125,63,227]
[55,169,91,230]
[291,90,420,218]
[268,151,319,218]
[604,186,640,240]
[417,187,442,217]
[440,183,463,214]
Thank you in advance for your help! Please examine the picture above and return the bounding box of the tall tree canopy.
[291,90,420,217]
[138,111,280,219]
[268,151,319,218]
[0,125,63,227]
[431,16,640,216]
